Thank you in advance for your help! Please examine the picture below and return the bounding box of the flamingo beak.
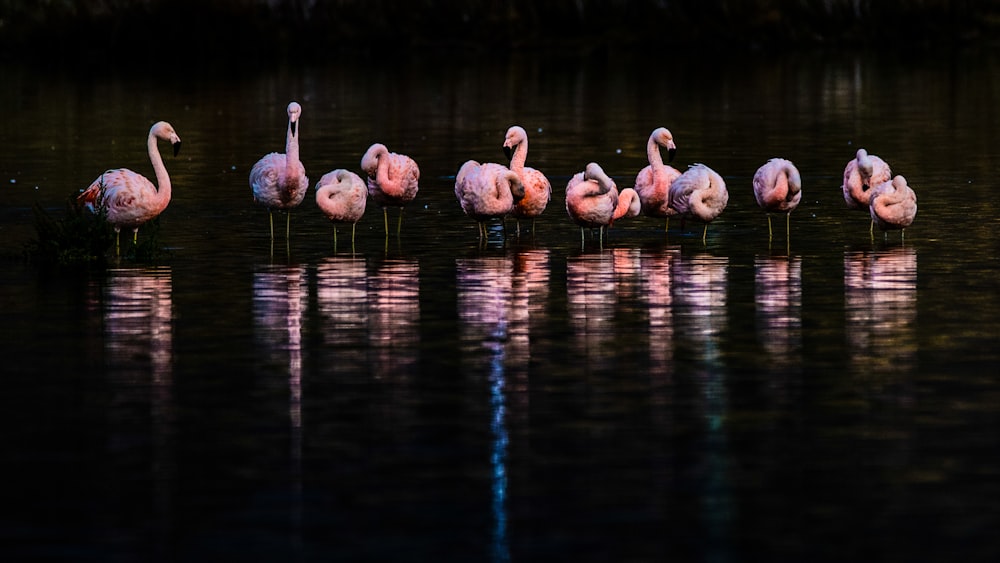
[667,147,677,162]
[173,142,181,157]
[503,145,513,160]
[290,121,298,136]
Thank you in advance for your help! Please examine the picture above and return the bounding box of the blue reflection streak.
[488,320,510,563]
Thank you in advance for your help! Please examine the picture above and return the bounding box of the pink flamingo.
[315,169,367,250]
[842,148,891,230]
[250,101,309,243]
[752,157,802,240]
[77,121,181,256]
[454,160,525,242]
[869,175,917,240]
[566,162,631,248]
[502,125,552,235]
[668,163,729,243]
[361,142,420,237]
[633,127,681,231]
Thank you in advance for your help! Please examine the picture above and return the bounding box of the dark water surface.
[2,48,1000,561]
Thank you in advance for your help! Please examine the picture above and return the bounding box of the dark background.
[3,0,1000,64]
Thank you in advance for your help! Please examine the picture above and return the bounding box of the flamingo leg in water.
[397,208,404,237]
[767,214,773,240]
[702,224,708,244]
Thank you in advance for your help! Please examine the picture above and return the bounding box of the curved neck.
[509,136,527,174]
[148,131,171,210]
[375,148,392,187]
[646,134,666,183]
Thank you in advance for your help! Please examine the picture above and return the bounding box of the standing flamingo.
[633,127,681,232]
[454,160,525,242]
[668,163,729,243]
[77,120,182,256]
[361,142,420,237]
[566,162,628,248]
[842,148,891,230]
[250,101,309,243]
[503,125,552,235]
[752,157,802,241]
[869,175,917,240]
[315,169,367,251]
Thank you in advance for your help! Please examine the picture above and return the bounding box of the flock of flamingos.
[76,101,919,255]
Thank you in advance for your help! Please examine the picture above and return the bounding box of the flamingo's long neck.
[647,135,666,182]
[510,137,527,174]
[285,119,301,181]
[375,149,392,189]
[148,131,171,212]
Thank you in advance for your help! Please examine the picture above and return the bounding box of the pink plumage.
[250,101,309,242]
[77,120,181,256]
[503,125,552,234]
[633,127,681,231]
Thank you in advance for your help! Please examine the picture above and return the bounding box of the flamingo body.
[753,158,802,239]
[614,187,642,223]
[455,160,525,239]
[315,169,367,247]
[869,175,917,234]
[250,101,309,241]
[842,148,891,210]
[503,125,552,232]
[77,121,181,255]
[361,142,420,236]
[633,127,681,228]
[668,163,729,241]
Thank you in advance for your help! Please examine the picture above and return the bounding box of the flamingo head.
[502,125,526,161]
[151,121,181,157]
[287,101,302,136]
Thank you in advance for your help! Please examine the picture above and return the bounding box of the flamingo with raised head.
[869,175,917,240]
[250,101,309,243]
[633,127,681,232]
[753,157,802,240]
[503,125,552,235]
[315,168,367,250]
[77,120,182,256]
[361,142,420,237]
[454,160,525,242]
[843,148,891,231]
[668,163,729,243]
[566,162,628,248]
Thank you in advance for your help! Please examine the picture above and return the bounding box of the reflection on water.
[566,252,619,372]
[670,252,732,559]
[251,264,306,553]
[844,247,919,397]
[368,259,420,382]
[755,255,803,373]
[316,256,370,376]
[639,246,681,378]
[454,249,547,563]
[101,266,175,552]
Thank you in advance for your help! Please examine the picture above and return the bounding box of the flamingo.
[361,142,420,237]
[315,169,367,250]
[565,162,627,248]
[454,160,525,242]
[869,175,917,240]
[668,163,729,244]
[752,157,802,240]
[633,127,681,232]
[502,125,552,235]
[77,120,181,256]
[250,101,309,243]
[842,148,891,230]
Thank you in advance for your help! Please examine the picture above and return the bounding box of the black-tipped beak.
[173,142,181,157]
[290,121,297,136]
[667,147,677,163]
[503,145,513,160]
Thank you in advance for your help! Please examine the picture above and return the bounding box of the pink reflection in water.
[844,247,918,386]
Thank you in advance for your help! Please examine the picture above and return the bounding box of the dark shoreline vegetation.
[2,0,1000,64]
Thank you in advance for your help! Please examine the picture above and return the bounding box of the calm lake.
[2,46,999,561]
